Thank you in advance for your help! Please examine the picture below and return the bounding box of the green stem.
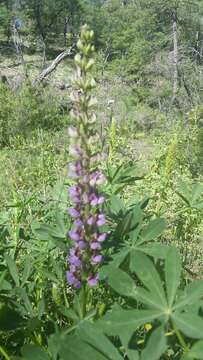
[81,282,87,319]
[172,321,189,353]
[0,345,11,360]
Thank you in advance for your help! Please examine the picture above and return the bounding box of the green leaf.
[107,268,136,298]
[21,345,50,360]
[174,280,203,310]
[130,251,167,308]
[186,339,203,359]
[138,218,166,244]
[80,322,123,360]
[5,254,20,286]
[165,247,181,307]
[140,326,167,360]
[138,243,169,259]
[119,329,139,360]
[15,288,34,317]
[21,257,32,286]
[96,309,162,336]
[172,313,203,339]
[0,303,25,330]
[59,333,110,360]
[108,195,125,215]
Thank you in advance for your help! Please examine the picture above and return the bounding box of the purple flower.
[91,254,103,264]
[74,279,82,288]
[69,230,81,241]
[97,233,107,242]
[89,193,99,206]
[90,242,101,250]
[74,219,83,227]
[68,162,82,178]
[66,271,76,285]
[69,144,82,157]
[87,216,95,225]
[78,241,87,249]
[69,254,82,267]
[68,208,80,218]
[96,214,106,227]
[90,171,106,186]
[87,273,99,287]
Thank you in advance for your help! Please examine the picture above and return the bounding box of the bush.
[0,82,68,147]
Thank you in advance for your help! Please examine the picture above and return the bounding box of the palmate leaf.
[96,309,162,336]
[172,313,203,339]
[5,254,20,286]
[130,251,167,308]
[119,329,139,360]
[181,340,203,359]
[21,345,50,360]
[79,323,123,360]
[165,247,181,307]
[59,327,122,360]
[174,280,203,310]
[138,243,169,259]
[137,218,166,245]
[140,326,167,360]
[107,268,136,298]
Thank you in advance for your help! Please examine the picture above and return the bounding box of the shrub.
[0,81,68,147]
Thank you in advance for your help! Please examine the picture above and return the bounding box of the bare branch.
[32,47,73,86]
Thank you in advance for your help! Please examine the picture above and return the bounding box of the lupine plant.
[1,25,203,360]
[66,25,107,315]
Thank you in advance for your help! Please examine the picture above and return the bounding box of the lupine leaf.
[5,254,20,287]
[80,323,123,360]
[138,218,166,244]
[165,247,181,307]
[107,268,136,298]
[130,251,167,308]
[184,339,203,359]
[21,256,32,286]
[59,333,112,360]
[140,326,167,360]
[172,313,203,339]
[96,309,162,335]
[174,280,203,310]
[21,345,50,360]
[138,243,169,259]
[119,329,139,360]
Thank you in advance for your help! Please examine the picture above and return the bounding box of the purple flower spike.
[96,214,106,227]
[69,230,81,241]
[92,254,103,264]
[88,273,99,287]
[90,242,101,250]
[66,30,106,289]
[97,233,107,242]
[68,208,80,218]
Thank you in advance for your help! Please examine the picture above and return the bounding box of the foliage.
[0,82,68,147]
[0,24,203,360]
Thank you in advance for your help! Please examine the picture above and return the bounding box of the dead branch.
[32,47,73,86]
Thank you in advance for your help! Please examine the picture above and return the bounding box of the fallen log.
[32,46,73,86]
